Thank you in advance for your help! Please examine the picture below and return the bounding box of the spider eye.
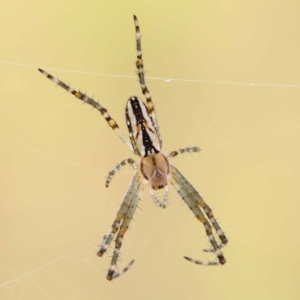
[152,184,164,189]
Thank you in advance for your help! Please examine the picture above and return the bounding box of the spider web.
[1,3,300,300]
[1,60,299,300]
[0,59,211,299]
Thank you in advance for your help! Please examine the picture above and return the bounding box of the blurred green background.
[1,0,300,299]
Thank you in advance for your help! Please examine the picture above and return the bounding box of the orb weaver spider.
[38,15,228,281]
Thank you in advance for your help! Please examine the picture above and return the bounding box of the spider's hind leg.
[38,68,135,153]
[133,15,162,147]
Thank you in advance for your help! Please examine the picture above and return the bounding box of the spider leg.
[203,242,225,253]
[97,174,140,258]
[197,201,228,245]
[38,69,134,153]
[167,146,201,160]
[149,185,169,208]
[170,164,228,245]
[111,259,135,279]
[168,147,227,245]
[133,15,162,147]
[106,158,138,187]
[170,165,226,265]
[107,175,145,280]
[183,257,220,265]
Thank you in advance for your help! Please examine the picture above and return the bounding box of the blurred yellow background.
[1,0,300,299]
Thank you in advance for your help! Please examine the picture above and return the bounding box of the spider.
[38,15,228,281]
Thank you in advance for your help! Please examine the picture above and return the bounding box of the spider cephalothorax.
[38,15,228,281]
[140,153,169,189]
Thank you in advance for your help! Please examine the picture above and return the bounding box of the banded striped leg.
[170,165,226,265]
[107,176,145,280]
[133,15,162,147]
[203,243,225,253]
[171,164,228,246]
[197,201,227,250]
[106,158,138,187]
[38,69,134,153]
[97,175,140,269]
[149,185,169,208]
[167,146,201,160]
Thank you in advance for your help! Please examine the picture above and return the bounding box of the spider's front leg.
[97,174,143,280]
[172,164,228,246]
[169,165,228,265]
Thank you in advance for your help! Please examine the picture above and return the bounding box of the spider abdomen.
[125,96,161,157]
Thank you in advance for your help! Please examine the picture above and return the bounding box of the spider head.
[139,152,169,189]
